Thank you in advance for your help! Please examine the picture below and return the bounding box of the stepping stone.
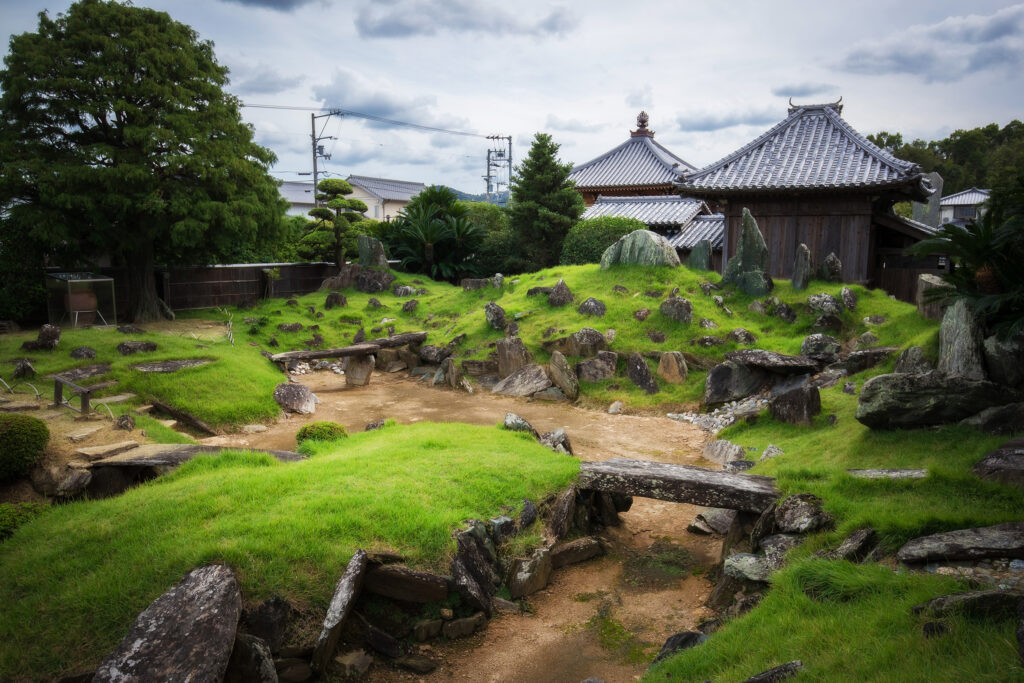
[898,522,1024,564]
[76,441,139,460]
[67,425,104,442]
[0,402,41,412]
[974,438,1024,489]
[89,444,306,467]
[131,359,212,373]
[133,404,154,414]
[93,393,137,405]
[847,468,928,480]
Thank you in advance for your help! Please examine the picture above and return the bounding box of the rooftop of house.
[278,180,315,205]
[582,194,709,229]
[347,175,426,202]
[939,187,990,207]
[569,112,696,190]
[666,214,726,250]
[677,99,933,201]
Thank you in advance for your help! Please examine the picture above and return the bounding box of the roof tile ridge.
[645,136,697,172]
[681,107,805,182]
[821,106,917,177]
[570,137,638,173]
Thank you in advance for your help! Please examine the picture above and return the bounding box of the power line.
[241,102,488,139]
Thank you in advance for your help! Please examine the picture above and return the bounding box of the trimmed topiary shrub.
[0,414,49,481]
[560,216,647,265]
[296,421,348,446]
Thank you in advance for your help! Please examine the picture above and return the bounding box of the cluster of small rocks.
[924,558,1024,591]
[667,396,769,434]
[287,360,344,376]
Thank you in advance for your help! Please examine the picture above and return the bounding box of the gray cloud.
[677,107,779,132]
[545,115,605,133]
[354,0,578,38]
[312,69,436,120]
[771,82,838,98]
[231,64,304,95]
[838,4,1024,82]
[625,84,653,109]
[218,0,320,9]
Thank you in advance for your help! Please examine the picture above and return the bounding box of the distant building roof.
[347,175,426,202]
[677,100,932,200]
[570,112,696,191]
[582,195,708,229]
[940,187,990,207]
[666,214,725,250]
[279,180,315,205]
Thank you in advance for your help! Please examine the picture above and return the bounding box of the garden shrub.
[560,216,647,265]
[295,421,348,445]
[0,502,46,541]
[0,414,49,481]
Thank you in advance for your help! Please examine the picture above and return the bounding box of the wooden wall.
[721,196,875,283]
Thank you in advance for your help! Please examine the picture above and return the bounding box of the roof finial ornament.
[631,111,654,137]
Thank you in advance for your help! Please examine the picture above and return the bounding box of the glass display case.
[45,272,116,328]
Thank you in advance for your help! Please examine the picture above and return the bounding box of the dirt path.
[206,372,719,683]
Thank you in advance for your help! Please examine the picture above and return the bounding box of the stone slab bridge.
[578,458,778,513]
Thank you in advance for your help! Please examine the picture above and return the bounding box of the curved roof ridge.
[819,106,917,174]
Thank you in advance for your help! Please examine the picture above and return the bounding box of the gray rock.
[748,300,767,315]
[742,661,804,683]
[312,550,368,671]
[364,564,448,603]
[774,302,797,323]
[626,352,658,394]
[442,612,486,639]
[813,314,842,332]
[791,243,812,291]
[484,302,507,331]
[543,327,608,358]
[960,403,1024,435]
[691,507,738,535]
[856,371,1021,429]
[820,252,842,282]
[392,285,417,297]
[578,297,607,317]
[651,631,708,665]
[491,364,552,397]
[540,428,574,455]
[548,351,579,401]
[759,444,784,462]
[724,460,756,472]
[504,412,539,438]
[728,328,757,345]
[324,292,346,310]
[94,565,241,683]
[548,279,574,307]
[938,300,986,379]
[634,308,651,322]
[395,653,439,674]
[451,558,490,616]
[461,277,492,290]
[897,522,1024,563]
[70,346,97,359]
[526,286,553,297]
[657,351,688,384]
[608,400,624,414]
[273,383,317,415]
[846,468,928,480]
[703,440,746,465]
[496,336,532,378]
[984,334,1024,388]
[912,590,1024,619]
[21,324,60,351]
[509,548,553,598]
[699,317,719,329]
[660,296,693,324]
[769,386,821,425]
[13,359,35,379]
[761,533,804,570]
[801,334,841,364]
[225,634,277,683]
[519,499,538,529]
[807,292,842,316]
[343,355,374,386]
[576,351,618,383]
[551,537,604,568]
[916,273,954,320]
[973,438,1024,488]
[413,619,443,642]
[840,346,899,375]
[817,528,877,562]
[686,240,713,271]
[277,322,303,333]
[401,299,418,313]
[357,234,389,268]
[704,361,771,405]
[841,287,858,311]
[600,229,681,269]
[775,493,832,534]
[843,381,857,395]
[117,341,158,355]
[894,346,934,374]
[726,349,818,375]
[723,553,771,582]
[723,209,773,296]
[56,469,92,499]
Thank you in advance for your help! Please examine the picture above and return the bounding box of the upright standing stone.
[343,355,375,386]
[312,550,369,672]
[484,302,507,331]
[938,300,986,380]
[497,336,532,378]
[791,243,812,291]
[820,252,843,282]
[357,235,389,269]
[723,209,773,295]
[548,351,580,400]
[548,280,574,307]
[626,352,658,394]
[686,240,713,271]
[657,351,688,384]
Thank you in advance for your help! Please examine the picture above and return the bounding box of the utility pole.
[311,110,340,205]
[484,135,512,204]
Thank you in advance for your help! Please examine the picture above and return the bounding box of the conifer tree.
[507,133,585,268]
[300,178,366,267]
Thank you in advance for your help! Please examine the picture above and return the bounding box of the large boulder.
[548,279,573,307]
[94,565,241,682]
[484,302,507,331]
[548,351,580,401]
[973,439,1024,489]
[894,346,934,374]
[660,297,693,324]
[357,234,389,269]
[626,352,658,394]
[496,336,532,378]
[273,383,318,415]
[791,243,812,291]
[916,273,953,320]
[839,347,899,375]
[20,324,61,351]
[542,327,608,358]
[723,209,773,295]
[961,403,1024,436]
[355,266,395,294]
[704,361,771,405]
[492,364,552,397]
[600,229,681,269]
[820,252,843,282]
[856,371,1021,429]
[897,522,1024,564]
[657,351,688,384]
[769,386,821,425]
[775,494,832,533]
[800,334,841,364]
[343,354,375,386]
[576,350,618,382]
[686,240,713,271]
[983,334,1024,388]
[577,297,606,317]
[508,548,553,599]
[806,292,842,316]
[724,349,818,375]
[938,300,986,379]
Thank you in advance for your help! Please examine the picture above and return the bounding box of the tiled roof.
[570,135,696,189]
[666,214,725,250]
[677,103,931,199]
[894,214,942,237]
[278,180,315,205]
[940,187,990,207]
[582,195,707,228]
[347,175,426,202]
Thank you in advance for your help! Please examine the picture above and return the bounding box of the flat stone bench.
[578,458,778,513]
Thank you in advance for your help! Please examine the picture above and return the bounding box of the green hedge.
[560,216,646,265]
[0,414,48,481]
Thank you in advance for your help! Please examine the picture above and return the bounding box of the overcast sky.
[2,0,1023,195]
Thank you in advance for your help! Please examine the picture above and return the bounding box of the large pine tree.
[0,0,287,321]
[507,133,585,268]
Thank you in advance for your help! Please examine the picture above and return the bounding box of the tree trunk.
[126,242,162,323]
[334,224,345,272]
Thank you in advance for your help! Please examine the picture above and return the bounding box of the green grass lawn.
[0,422,579,678]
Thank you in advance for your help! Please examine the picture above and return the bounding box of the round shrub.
[295,421,348,446]
[560,216,647,265]
[0,414,49,481]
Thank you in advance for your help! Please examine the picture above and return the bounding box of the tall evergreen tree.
[0,0,287,322]
[507,133,585,268]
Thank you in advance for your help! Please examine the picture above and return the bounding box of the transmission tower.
[483,135,512,204]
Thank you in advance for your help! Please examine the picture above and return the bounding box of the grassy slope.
[0,422,579,677]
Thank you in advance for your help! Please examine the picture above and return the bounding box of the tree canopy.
[0,0,288,321]
[507,133,585,268]
[298,178,366,266]
[385,186,481,281]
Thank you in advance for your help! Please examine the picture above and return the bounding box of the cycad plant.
[389,188,482,281]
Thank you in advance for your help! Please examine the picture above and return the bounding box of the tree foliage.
[298,178,365,266]
[386,186,482,281]
[0,0,288,321]
[507,133,585,268]
[560,216,646,265]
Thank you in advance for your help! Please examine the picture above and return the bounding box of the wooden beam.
[578,458,778,513]
[269,332,427,364]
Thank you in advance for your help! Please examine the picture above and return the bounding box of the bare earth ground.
[206,372,720,683]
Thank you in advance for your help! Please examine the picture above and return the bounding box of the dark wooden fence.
[874,250,948,303]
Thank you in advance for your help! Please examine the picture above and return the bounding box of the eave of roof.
[939,187,990,206]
